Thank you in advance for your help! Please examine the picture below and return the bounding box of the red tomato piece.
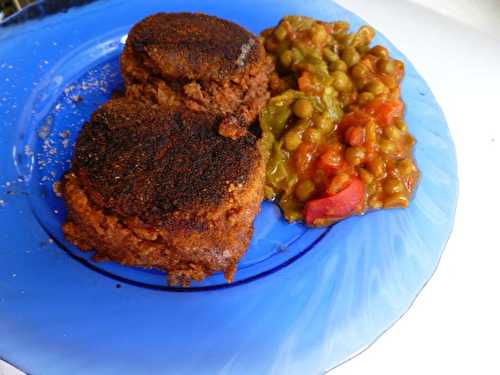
[304,177,365,226]
[338,110,371,133]
[298,71,315,93]
[317,146,344,175]
[362,98,403,126]
[344,126,366,146]
[294,142,316,177]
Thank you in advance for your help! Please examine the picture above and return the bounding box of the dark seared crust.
[62,140,266,285]
[124,12,262,81]
[120,12,274,134]
[72,98,259,226]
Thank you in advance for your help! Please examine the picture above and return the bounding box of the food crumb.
[0,199,5,207]
[52,181,62,197]
[24,145,33,156]
[37,116,53,140]
[69,95,82,103]
[59,130,70,138]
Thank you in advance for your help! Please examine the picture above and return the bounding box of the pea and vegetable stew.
[259,16,420,226]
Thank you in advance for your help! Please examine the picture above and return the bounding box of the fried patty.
[62,98,266,285]
[121,12,274,138]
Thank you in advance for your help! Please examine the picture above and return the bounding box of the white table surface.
[2,1,500,374]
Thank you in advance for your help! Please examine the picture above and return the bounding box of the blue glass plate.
[0,0,458,374]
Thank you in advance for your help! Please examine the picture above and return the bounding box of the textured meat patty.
[121,12,274,138]
[62,98,266,285]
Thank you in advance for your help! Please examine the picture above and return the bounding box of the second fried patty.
[121,12,274,136]
[63,98,266,284]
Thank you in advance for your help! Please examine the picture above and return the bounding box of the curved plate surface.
[0,0,458,374]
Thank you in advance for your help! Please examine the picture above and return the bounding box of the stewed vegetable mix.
[259,16,420,226]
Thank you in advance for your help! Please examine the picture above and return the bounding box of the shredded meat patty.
[120,12,274,138]
[62,99,266,285]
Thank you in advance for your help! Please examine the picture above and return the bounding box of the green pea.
[384,125,402,141]
[370,45,389,58]
[357,45,370,54]
[365,79,387,95]
[313,113,334,134]
[329,60,348,72]
[379,139,396,154]
[331,70,351,92]
[358,167,374,184]
[341,46,360,67]
[274,25,288,41]
[367,182,378,196]
[352,25,376,47]
[345,146,365,166]
[323,47,339,63]
[353,76,370,90]
[394,118,407,131]
[303,128,322,144]
[291,48,304,64]
[383,177,405,195]
[368,157,386,178]
[293,99,314,119]
[384,193,409,208]
[280,50,293,68]
[369,196,383,209]
[333,21,350,34]
[327,173,351,195]
[357,91,375,106]
[295,180,316,202]
[351,63,370,79]
[378,58,396,74]
[312,24,328,45]
[284,129,303,151]
[398,159,416,176]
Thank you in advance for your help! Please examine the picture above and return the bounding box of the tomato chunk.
[298,71,321,94]
[304,177,365,226]
[294,142,316,177]
[362,98,403,126]
[344,126,366,146]
[338,110,370,133]
[316,146,344,175]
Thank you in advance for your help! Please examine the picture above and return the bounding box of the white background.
[2,1,500,374]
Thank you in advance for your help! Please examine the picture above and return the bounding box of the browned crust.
[122,12,263,82]
[63,136,266,285]
[71,98,259,227]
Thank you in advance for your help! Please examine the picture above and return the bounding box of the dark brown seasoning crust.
[72,98,259,226]
[120,12,274,135]
[63,98,267,285]
[123,12,262,81]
